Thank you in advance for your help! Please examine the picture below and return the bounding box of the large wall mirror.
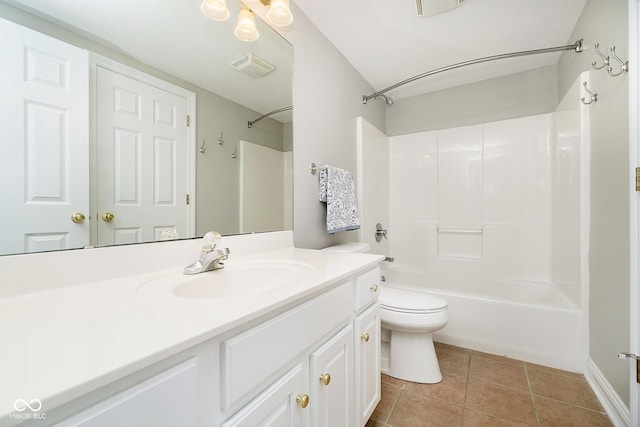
[0,0,293,256]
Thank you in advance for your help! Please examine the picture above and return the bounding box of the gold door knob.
[361,333,370,342]
[319,373,331,386]
[102,212,115,222]
[370,284,378,292]
[296,394,309,409]
[71,213,86,224]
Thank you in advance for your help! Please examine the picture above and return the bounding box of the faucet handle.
[201,231,222,253]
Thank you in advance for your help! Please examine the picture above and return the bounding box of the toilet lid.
[379,286,448,313]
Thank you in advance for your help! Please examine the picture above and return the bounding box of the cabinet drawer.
[222,282,352,409]
[354,267,380,312]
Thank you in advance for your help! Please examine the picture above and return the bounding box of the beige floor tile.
[465,378,537,426]
[462,408,529,426]
[469,353,529,392]
[405,372,467,405]
[535,395,613,426]
[371,381,403,423]
[382,373,407,388]
[365,418,387,427]
[528,368,604,411]
[437,347,471,378]
[388,390,463,427]
[525,362,584,381]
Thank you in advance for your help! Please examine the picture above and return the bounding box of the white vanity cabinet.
[353,267,381,427]
[220,267,381,427]
[45,264,381,427]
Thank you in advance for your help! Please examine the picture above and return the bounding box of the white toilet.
[379,286,448,383]
[322,242,449,384]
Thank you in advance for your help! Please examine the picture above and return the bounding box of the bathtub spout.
[384,256,395,262]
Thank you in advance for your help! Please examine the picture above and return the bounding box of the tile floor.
[367,342,613,427]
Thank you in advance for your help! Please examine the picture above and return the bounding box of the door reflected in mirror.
[0,0,293,256]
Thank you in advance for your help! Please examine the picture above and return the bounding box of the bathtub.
[381,265,587,372]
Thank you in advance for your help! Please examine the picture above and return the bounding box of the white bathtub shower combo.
[356,73,591,372]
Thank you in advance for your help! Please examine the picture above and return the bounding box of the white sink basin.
[138,259,313,299]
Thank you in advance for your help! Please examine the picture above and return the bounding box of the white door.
[0,18,89,255]
[95,63,193,245]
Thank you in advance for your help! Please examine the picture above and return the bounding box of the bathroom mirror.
[0,0,293,256]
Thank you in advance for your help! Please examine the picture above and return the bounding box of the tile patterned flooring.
[366,342,613,427]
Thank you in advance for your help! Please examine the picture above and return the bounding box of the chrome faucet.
[183,231,230,275]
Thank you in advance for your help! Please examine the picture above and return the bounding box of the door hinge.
[186,194,190,205]
[186,115,190,127]
[618,352,640,383]
[636,167,640,191]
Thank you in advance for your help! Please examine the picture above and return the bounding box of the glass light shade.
[267,0,293,26]
[234,8,259,42]
[201,0,230,21]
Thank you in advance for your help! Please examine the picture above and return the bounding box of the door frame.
[89,54,196,245]
[628,0,639,425]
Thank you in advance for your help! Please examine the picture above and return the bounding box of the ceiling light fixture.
[234,6,260,42]
[261,0,294,27]
[200,0,230,21]
[201,0,292,42]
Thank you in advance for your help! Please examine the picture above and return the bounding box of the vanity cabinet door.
[309,325,354,427]
[222,364,307,427]
[354,303,381,427]
[56,358,198,427]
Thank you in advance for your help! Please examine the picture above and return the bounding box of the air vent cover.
[230,53,276,78]
[416,0,465,16]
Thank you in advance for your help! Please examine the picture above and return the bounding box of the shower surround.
[357,74,590,371]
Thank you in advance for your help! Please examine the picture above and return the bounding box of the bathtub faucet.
[384,256,395,262]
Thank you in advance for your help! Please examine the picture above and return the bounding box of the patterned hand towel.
[318,165,360,234]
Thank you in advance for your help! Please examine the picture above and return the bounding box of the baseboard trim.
[585,358,630,427]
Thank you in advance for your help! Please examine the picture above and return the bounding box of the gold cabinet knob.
[296,394,309,409]
[361,333,370,342]
[319,373,331,386]
[102,212,115,222]
[71,213,86,224]
[370,284,378,292]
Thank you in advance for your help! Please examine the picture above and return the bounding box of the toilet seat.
[379,286,448,314]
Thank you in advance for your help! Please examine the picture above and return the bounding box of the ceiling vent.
[416,0,465,16]
[230,53,276,78]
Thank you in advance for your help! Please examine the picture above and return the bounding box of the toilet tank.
[322,242,371,253]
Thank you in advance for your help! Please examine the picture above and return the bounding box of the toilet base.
[384,330,442,384]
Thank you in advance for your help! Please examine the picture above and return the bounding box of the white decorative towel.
[318,165,360,234]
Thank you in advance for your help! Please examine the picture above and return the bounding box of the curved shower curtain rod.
[362,39,583,106]
[248,106,293,128]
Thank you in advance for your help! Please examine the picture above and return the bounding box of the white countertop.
[0,246,382,423]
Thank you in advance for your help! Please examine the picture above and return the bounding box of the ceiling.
[4,0,293,121]
[293,0,588,101]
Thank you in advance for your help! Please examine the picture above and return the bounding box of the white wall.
[559,0,631,407]
[386,65,559,136]
[274,4,386,249]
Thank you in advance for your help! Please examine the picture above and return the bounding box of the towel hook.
[218,132,224,145]
[199,139,207,154]
[231,146,238,159]
[580,81,597,105]
[607,46,629,77]
[591,43,610,70]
